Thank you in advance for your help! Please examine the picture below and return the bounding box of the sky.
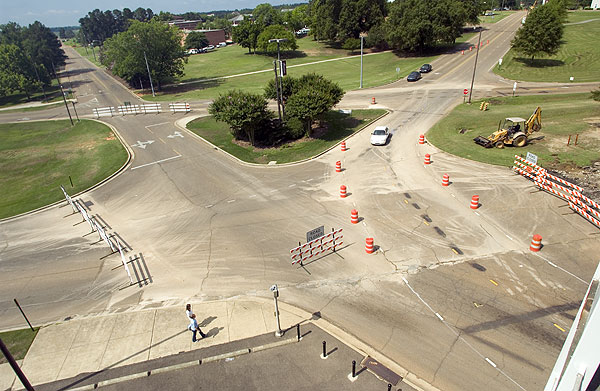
[0,0,299,28]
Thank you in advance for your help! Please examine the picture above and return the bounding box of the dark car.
[407,71,422,82]
[419,64,432,73]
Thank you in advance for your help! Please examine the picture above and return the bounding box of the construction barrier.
[529,234,542,252]
[419,135,425,144]
[289,228,344,265]
[141,103,161,114]
[93,107,116,118]
[371,97,376,104]
[335,161,342,173]
[169,102,191,113]
[365,238,374,254]
[351,209,359,224]
[118,105,141,115]
[470,195,479,209]
[116,238,134,284]
[442,174,449,187]
[569,202,600,229]
[60,185,78,213]
[340,185,347,198]
[341,141,347,152]
[424,154,431,165]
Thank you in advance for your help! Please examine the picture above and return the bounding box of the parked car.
[407,71,422,82]
[206,45,215,51]
[419,64,432,73]
[217,42,227,48]
[370,126,390,146]
[186,48,198,55]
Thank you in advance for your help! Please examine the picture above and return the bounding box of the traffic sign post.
[463,88,468,103]
[306,226,324,242]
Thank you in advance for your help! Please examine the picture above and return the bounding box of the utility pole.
[269,38,288,123]
[468,30,482,104]
[144,51,156,97]
[360,35,364,88]
[52,63,74,126]
[0,339,35,391]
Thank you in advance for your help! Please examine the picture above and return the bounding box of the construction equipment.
[473,106,542,148]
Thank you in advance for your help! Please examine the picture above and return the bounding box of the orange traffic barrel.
[351,209,359,224]
[365,238,374,254]
[335,161,342,172]
[419,134,425,144]
[424,154,431,165]
[442,174,449,187]
[530,234,542,252]
[340,185,347,198]
[341,141,347,152]
[470,195,479,209]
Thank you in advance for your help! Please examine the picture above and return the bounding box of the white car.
[370,126,389,145]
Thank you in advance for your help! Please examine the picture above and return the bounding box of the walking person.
[189,313,206,342]
[186,303,193,321]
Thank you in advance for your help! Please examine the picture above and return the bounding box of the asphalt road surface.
[1,11,598,391]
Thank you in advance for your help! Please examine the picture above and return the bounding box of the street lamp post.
[360,35,364,88]
[468,29,482,104]
[268,38,288,122]
[144,51,156,97]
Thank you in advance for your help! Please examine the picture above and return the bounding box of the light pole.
[270,285,283,337]
[144,51,156,97]
[359,34,365,88]
[268,38,287,122]
[52,62,74,126]
[468,29,482,104]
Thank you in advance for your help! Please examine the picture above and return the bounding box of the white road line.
[288,184,296,188]
[401,276,526,391]
[505,234,513,241]
[205,204,213,208]
[130,155,181,170]
[249,195,257,198]
[270,189,278,193]
[145,122,169,128]
[227,200,235,203]
[435,313,444,321]
[534,253,588,285]
[474,212,480,216]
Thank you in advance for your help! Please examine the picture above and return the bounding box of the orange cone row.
[341,141,347,152]
[530,234,542,252]
[424,154,431,165]
[335,161,342,172]
[340,185,347,198]
[365,238,374,254]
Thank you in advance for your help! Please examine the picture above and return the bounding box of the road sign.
[526,152,538,165]
[463,89,468,95]
[498,58,503,66]
[306,225,324,242]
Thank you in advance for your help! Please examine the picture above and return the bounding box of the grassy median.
[187,109,387,164]
[0,120,128,219]
[427,93,600,169]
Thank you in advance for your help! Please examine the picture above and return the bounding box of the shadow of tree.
[514,57,565,67]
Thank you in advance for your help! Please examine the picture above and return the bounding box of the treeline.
[78,7,155,45]
[309,0,482,52]
[0,22,65,98]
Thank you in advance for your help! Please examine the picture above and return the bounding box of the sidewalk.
[1,297,304,390]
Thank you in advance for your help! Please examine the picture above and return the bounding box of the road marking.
[505,234,513,241]
[227,199,235,203]
[489,279,499,286]
[474,211,480,216]
[404,199,409,204]
[159,138,166,144]
[173,149,180,155]
[451,193,456,198]
[473,302,482,308]
[131,140,155,149]
[270,189,278,193]
[435,313,444,321]
[167,131,184,138]
[485,358,497,368]
[205,204,213,208]
[424,221,429,226]
[145,122,169,128]
[130,155,181,170]
[288,184,296,188]
[553,323,566,332]
[249,195,257,198]
[451,248,459,255]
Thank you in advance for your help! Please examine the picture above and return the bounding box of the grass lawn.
[0,327,39,363]
[0,120,128,219]
[187,109,387,164]
[0,102,64,113]
[144,52,435,102]
[494,11,600,82]
[0,83,62,109]
[427,93,600,169]
[70,44,102,67]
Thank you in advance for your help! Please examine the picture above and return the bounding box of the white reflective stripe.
[116,238,134,284]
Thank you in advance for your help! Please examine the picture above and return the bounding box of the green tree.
[208,90,272,146]
[264,77,299,103]
[386,0,433,52]
[257,25,298,54]
[0,22,23,46]
[253,4,284,27]
[342,37,361,52]
[511,3,564,61]
[232,20,262,53]
[283,74,344,136]
[338,0,385,40]
[185,31,208,49]
[21,21,66,76]
[0,44,42,98]
[285,5,309,32]
[101,20,186,89]
[309,0,342,41]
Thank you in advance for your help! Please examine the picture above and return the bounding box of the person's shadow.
[200,316,217,328]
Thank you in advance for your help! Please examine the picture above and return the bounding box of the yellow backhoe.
[473,107,542,148]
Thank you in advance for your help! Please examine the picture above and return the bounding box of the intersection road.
[1,11,599,391]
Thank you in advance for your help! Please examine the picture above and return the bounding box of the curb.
[175,109,390,169]
[0,119,134,224]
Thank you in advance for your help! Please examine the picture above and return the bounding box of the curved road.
[1,12,598,391]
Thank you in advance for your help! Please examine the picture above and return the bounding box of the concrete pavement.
[1,297,432,391]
